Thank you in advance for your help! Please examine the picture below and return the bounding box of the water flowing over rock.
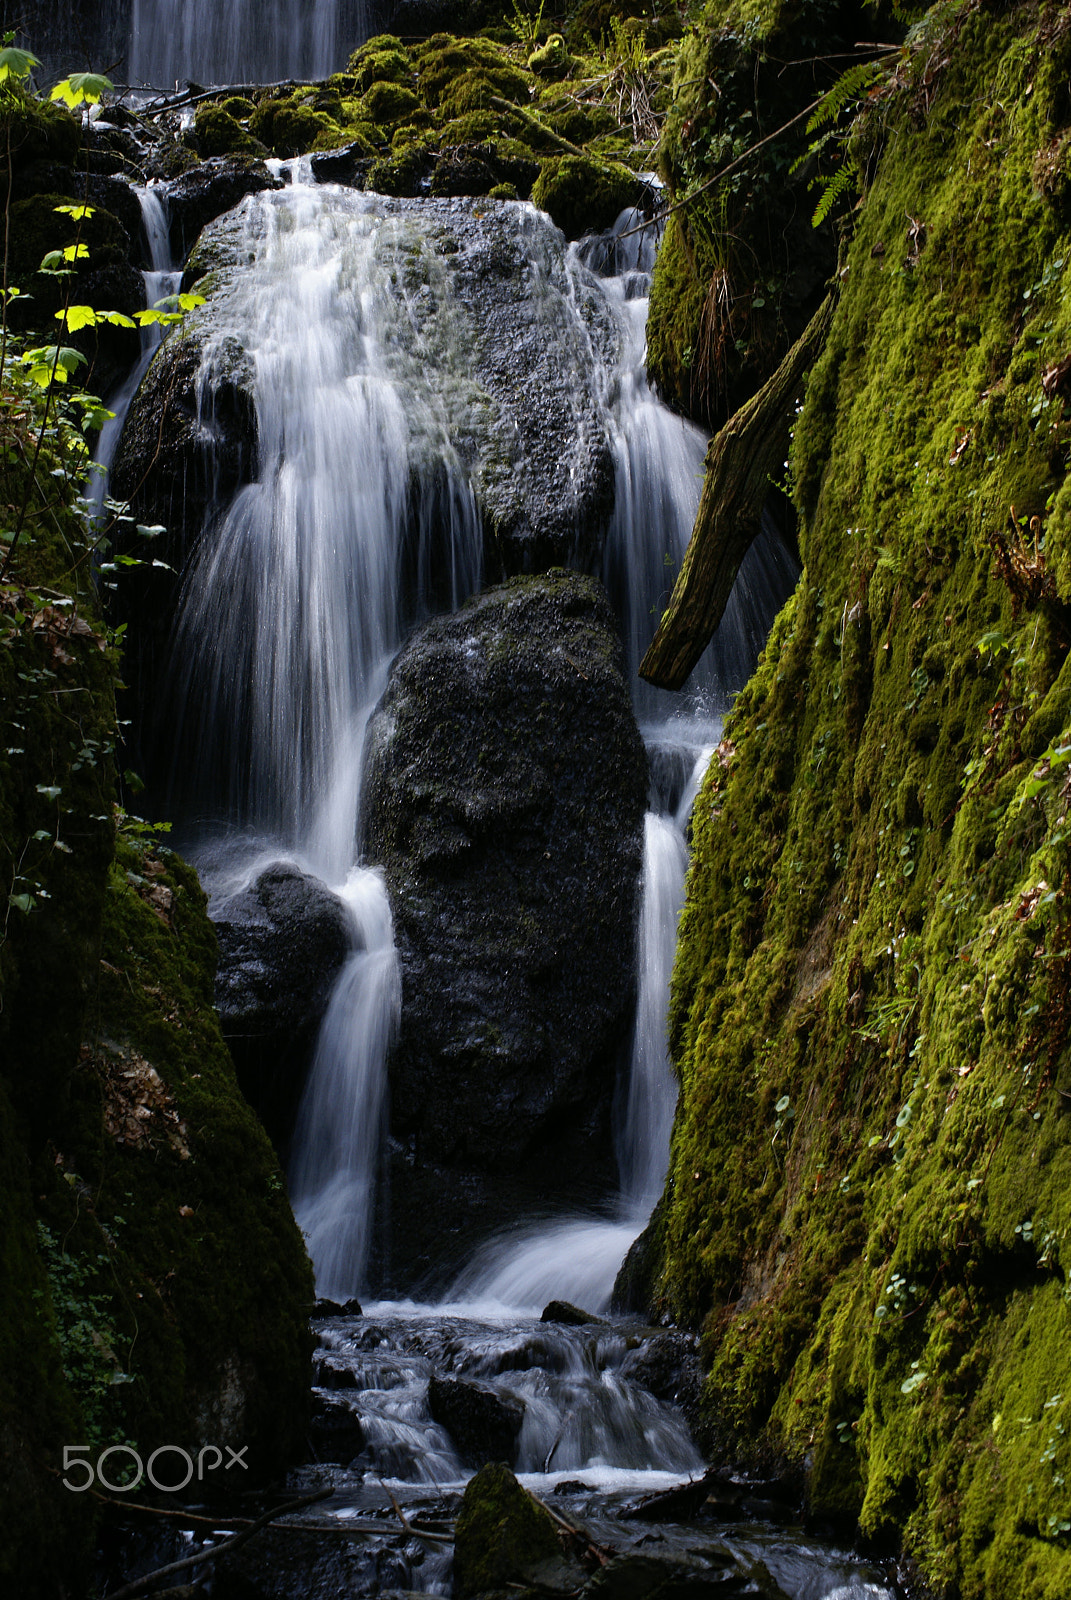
[212,862,353,1152]
[113,187,619,589]
[361,571,648,1290]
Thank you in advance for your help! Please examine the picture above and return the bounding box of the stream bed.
[100,1304,902,1600]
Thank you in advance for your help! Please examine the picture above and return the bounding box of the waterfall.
[128,0,367,88]
[169,181,482,880]
[150,177,792,1302]
[289,868,400,1301]
[90,186,182,521]
[448,210,795,1314]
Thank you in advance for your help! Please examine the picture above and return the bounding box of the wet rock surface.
[361,572,648,1289]
[114,187,619,582]
[213,864,352,1154]
[428,1375,526,1469]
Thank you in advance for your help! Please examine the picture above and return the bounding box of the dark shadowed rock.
[307,1395,366,1464]
[213,864,352,1154]
[428,1375,525,1468]
[361,571,648,1289]
[541,1300,606,1326]
[166,154,284,260]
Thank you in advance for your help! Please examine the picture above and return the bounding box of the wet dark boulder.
[428,1375,525,1468]
[307,1395,366,1464]
[541,1300,606,1326]
[213,863,352,1156]
[165,154,284,259]
[361,571,648,1289]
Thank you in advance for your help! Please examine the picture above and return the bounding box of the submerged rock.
[213,863,352,1154]
[541,1300,606,1326]
[428,1375,525,1468]
[361,571,648,1288]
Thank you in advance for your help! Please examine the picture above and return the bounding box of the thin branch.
[615,93,826,243]
[102,1486,334,1600]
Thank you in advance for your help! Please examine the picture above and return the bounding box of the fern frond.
[805,59,884,136]
[810,162,855,228]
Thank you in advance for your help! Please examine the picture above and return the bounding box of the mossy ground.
[187,13,682,235]
[657,3,1071,1594]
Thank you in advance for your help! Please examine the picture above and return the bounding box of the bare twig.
[102,1486,334,1600]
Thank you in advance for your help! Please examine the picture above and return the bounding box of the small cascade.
[128,0,367,88]
[89,186,181,520]
[169,181,482,877]
[290,870,400,1300]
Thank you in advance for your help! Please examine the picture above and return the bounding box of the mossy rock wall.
[656,4,1071,1595]
[0,326,312,1597]
[644,0,896,428]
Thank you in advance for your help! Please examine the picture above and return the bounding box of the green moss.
[194,103,267,158]
[531,153,641,238]
[527,34,577,79]
[453,1462,563,1597]
[249,97,338,156]
[362,79,422,125]
[654,4,1071,1595]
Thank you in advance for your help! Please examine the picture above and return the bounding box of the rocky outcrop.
[361,572,647,1288]
[112,188,619,581]
[213,863,352,1154]
[649,4,1071,1596]
[427,1375,525,1468]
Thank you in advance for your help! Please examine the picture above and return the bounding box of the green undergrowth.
[187,15,683,234]
[656,3,1071,1594]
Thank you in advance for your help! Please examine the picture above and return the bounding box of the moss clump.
[528,34,576,78]
[654,4,1071,1595]
[362,79,422,125]
[249,98,338,156]
[453,1462,565,1598]
[348,32,411,87]
[194,103,267,158]
[531,153,641,238]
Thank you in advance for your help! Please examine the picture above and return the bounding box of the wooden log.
[639,291,836,691]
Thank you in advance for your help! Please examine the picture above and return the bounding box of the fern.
[805,59,884,136]
[810,162,856,229]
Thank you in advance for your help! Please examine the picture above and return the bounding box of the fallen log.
[639,291,837,691]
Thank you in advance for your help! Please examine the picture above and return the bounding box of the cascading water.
[447,211,796,1314]
[112,177,904,1598]
[128,0,367,88]
[89,186,182,520]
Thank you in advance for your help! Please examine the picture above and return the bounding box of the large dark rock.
[361,571,648,1289]
[166,154,284,260]
[428,1375,525,1468]
[213,863,352,1155]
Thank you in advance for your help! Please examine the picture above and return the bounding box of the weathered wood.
[639,291,837,691]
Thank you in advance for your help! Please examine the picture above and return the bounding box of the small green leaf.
[50,71,113,108]
[0,46,39,81]
[56,305,99,332]
[53,203,96,219]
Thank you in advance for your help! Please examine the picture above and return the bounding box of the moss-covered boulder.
[360,572,648,1288]
[532,154,642,238]
[645,0,896,426]
[194,103,268,159]
[453,1462,573,1597]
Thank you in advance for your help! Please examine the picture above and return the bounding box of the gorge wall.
[637,3,1071,1596]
